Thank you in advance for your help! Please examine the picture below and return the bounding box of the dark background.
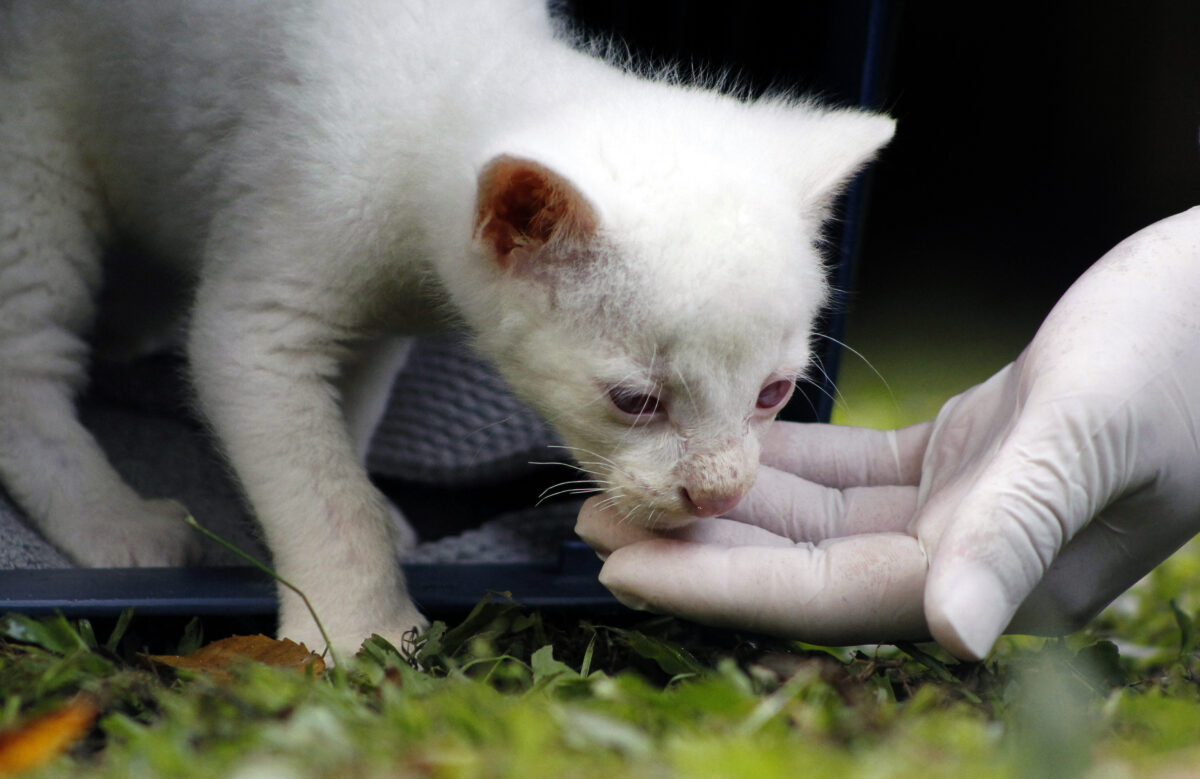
[565,0,1200,344]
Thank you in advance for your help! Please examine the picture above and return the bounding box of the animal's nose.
[680,487,743,518]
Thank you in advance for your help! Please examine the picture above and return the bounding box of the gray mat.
[0,334,579,571]
[369,338,560,486]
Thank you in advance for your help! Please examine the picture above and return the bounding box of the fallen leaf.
[0,694,99,776]
[143,634,325,681]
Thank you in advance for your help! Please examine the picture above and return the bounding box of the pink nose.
[680,488,743,518]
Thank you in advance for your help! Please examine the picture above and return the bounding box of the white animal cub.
[0,0,893,654]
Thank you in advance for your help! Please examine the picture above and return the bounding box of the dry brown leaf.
[143,634,325,681]
[0,694,99,776]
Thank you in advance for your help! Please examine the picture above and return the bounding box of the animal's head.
[467,99,893,528]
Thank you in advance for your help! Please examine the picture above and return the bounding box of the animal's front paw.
[278,602,429,663]
[60,497,204,567]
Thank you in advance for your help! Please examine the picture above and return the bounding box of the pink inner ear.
[475,157,596,268]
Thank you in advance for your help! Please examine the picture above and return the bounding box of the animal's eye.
[608,387,663,418]
[756,379,793,410]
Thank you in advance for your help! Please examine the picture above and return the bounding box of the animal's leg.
[0,146,200,567]
[338,336,418,554]
[189,267,425,657]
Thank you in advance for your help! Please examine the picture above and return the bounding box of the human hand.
[577,208,1200,660]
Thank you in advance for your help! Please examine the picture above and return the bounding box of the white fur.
[0,0,893,654]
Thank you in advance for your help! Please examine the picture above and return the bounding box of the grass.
[4,562,1200,778]
[5,303,1200,776]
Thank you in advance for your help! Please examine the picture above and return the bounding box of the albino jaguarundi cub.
[0,0,893,654]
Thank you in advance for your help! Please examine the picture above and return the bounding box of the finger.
[577,468,919,557]
[576,495,794,558]
[761,420,932,488]
[1011,486,1200,636]
[921,401,1121,660]
[599,533,929,645]
[727,465,918,542]
[575,497,646,557]
[1007,512,1147,637]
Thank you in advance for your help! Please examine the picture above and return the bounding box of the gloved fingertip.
[573,515,609,559]
[927,563,1014,661]
[597,562,649,611]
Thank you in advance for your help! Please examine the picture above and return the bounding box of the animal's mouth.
[596,489,699,531]
[581,456,749,529]
[594,475,752,530]
[679,488,743,518]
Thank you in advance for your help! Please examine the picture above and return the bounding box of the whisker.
[548,443,618,467]
[462,413,530,463]
[790,379,822,419]
[527,459,580,469]
[595,494,624,511]
[536,486,605,505]
[589,362,648,414]
[465,413,519,438]
[538,478,602,499]
[548,444,637,481]
[805,353,848,412]
[571,459,616,471]
[570,469,610,482]
[618,342,659,439]
[527,459,610,485]
[674,366,697,410]
[813,332,898,409]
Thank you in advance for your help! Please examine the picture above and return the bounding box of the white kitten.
[0,0,893,654]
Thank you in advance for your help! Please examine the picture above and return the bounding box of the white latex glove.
[577,207,1200,660]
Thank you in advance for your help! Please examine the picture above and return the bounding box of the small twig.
[183,515,341,668]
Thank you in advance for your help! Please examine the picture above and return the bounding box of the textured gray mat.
[0,334,578,571]
[368,337,561,485]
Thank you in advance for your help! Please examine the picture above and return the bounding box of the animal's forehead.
[610,165,799,239]
[608,222,822,330]
[597,299,814,386]
[673,313,811,375]
[561,220,824,380]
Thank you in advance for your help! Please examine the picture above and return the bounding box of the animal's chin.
[639,513,697,531]
[602,494,696,531]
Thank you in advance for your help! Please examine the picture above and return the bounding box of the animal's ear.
[799,109,895,210]
[474,155,599,270]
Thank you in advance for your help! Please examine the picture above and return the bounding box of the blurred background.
[566,0,1200,428]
